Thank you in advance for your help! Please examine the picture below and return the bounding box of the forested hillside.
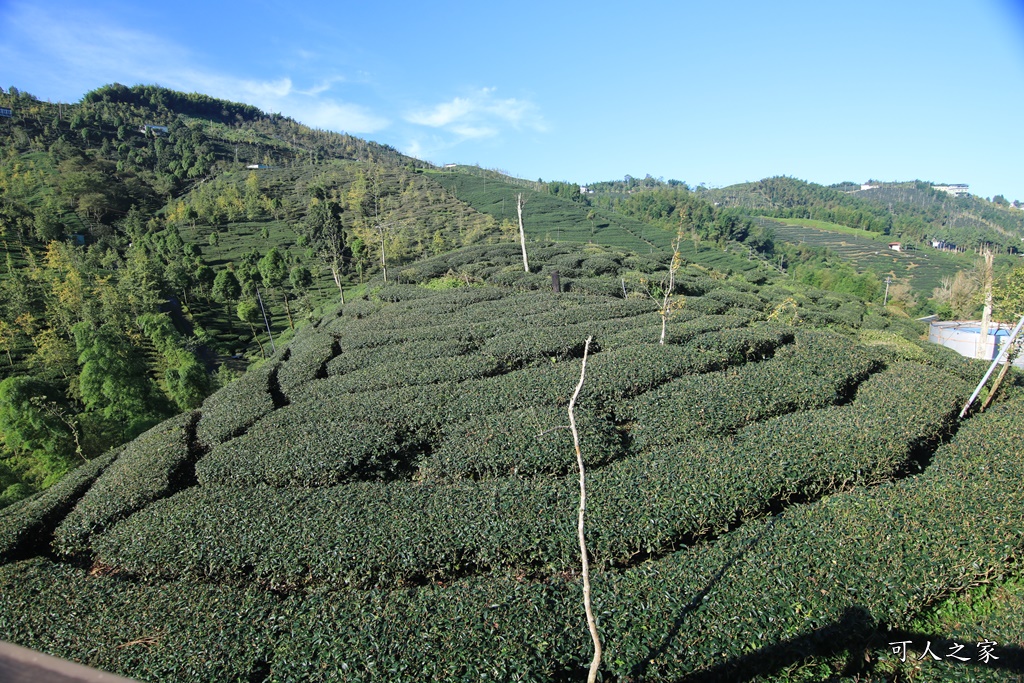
[0,85,500,506]
[706,176,1024,251]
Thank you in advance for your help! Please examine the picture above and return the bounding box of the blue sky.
[3,0,1023,200]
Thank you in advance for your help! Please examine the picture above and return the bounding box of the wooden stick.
[568,336,601,683]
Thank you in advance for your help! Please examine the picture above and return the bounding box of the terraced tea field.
[2,243,1020,682]
[764,218,973,296]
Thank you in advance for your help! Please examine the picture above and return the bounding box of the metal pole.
[960,313,1024,418]
[255,284,277,355]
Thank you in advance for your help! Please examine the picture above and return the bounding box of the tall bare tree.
[516,192,530,272]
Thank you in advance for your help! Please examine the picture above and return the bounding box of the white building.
[928,320,1024,368]
[933,184,970,197]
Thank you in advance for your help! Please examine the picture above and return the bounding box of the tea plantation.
[1,242,1021,682]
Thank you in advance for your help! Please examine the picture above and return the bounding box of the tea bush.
[628,331,882,449]
[93,364,965,590]
[0,450,118,563]
[52,413,195,556]
[195,360,281,446]
[422,406,624,480]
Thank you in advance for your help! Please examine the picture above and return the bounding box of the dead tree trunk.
[517,193,530,273]
[568,335,601,683]
[659,231,684,344]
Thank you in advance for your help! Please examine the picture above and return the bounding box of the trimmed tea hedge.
[325,339,479,377]
[195,359,281,447]
[323,318,478,350]
[93,363,965,589]
[275,330,339,396]
[628,331,881,450]
[704,288,765,311]
[318,354,503,396]
[266,397,1023,682]
[421,406,624,480]
[196,385,443,488]
[0,557,282,681]
[53,412,195,556]
[581,327,794,409]
[0,449,118,564]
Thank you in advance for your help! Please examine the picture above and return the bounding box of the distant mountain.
[705,176,1024,251]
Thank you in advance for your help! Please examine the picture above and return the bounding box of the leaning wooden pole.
[960,313,1024,418]
[568,336,601,683]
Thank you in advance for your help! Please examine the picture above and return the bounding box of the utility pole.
[883,277,892,306]
[254,284,276,355]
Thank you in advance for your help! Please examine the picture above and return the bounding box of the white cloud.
[1,2,388,134]
[405,88,546,140]
[404,139,426,159]
[450,124,499,139]
[407,97,476,127]
[297,101,390,134]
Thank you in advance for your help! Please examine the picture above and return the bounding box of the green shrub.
[92,363,965,590]
[628,331,881,450]
[275,330,338,396]
[0,557,281,681]
[704,288,765,311]
[196,385,443,488]
[325,339,479,377]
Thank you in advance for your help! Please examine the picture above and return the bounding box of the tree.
[658,234,685,344]
[994,263,1024,321]
[373,219,401,283]
[299,199,348,301]
[0,319,15,366]
[259,247,293,329]
[0,376,77,481]
[73,322,163,438]
[211,269,241,316]
[932,269,981,319]
[137,312,210,410]
[237,300,266,359]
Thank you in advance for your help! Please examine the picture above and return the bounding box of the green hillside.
[430,168,774,279]
[2,238,1023,681]
[0,85,509,505]
[3,82,1024,682]
[707,176,1024,251]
